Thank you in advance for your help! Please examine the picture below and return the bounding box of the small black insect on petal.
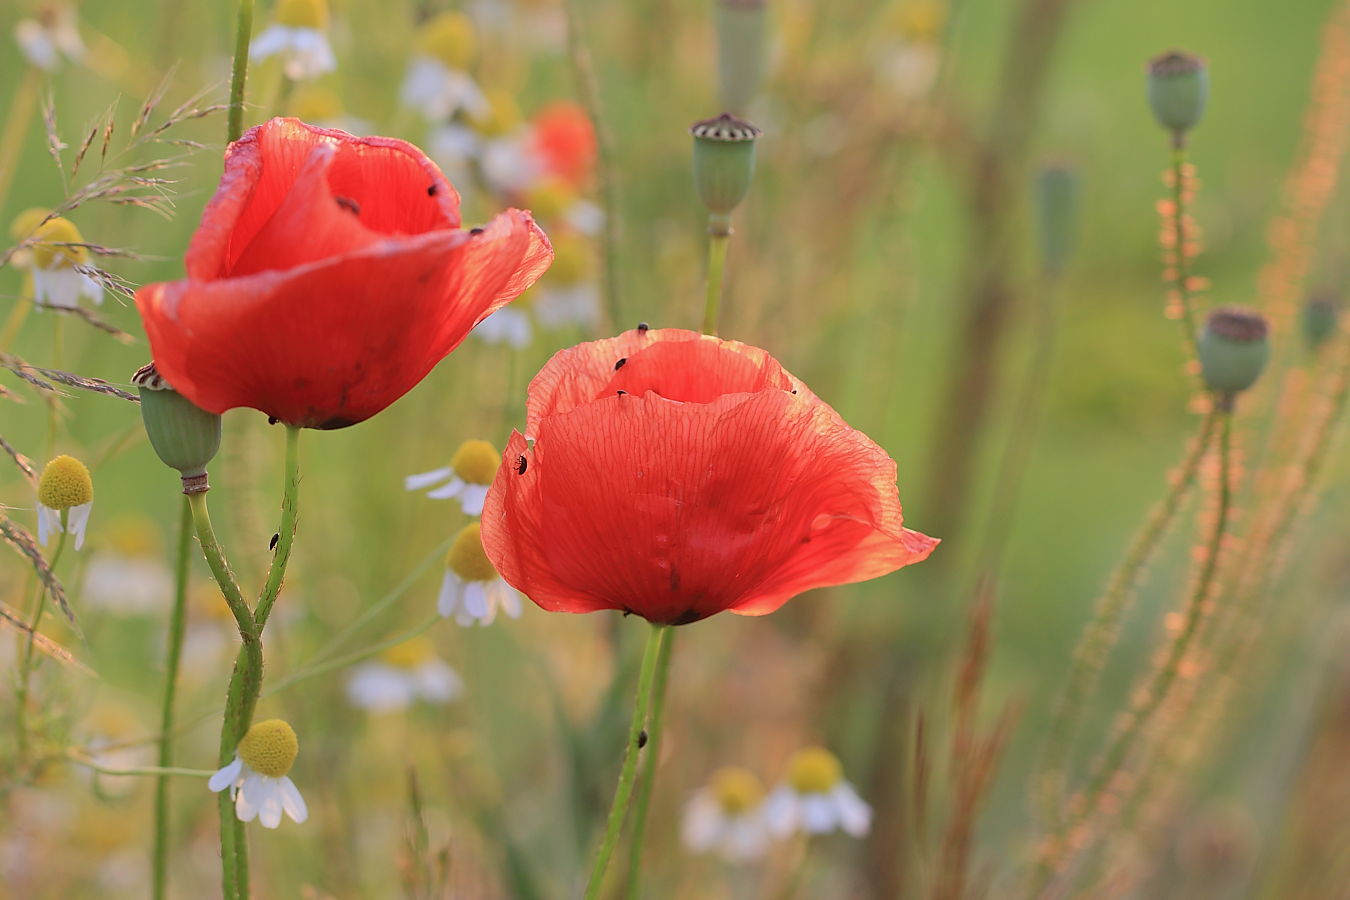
[616,390,628,396]
[335,195,361,215]
[469,227,484,235]
[637,730,649,749]
[269,533,280,551]
[267,416,279,425]
[515,455,528,475]
[427,184,438,196]
[791,389,798,395]
[636,322,649,332]
[614,358,627,370]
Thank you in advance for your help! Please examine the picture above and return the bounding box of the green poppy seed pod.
[133,363,222,493]
[1035,163,1079,278]
[1302,292,1340,351]
[1148,51,1208,141]
[1198,308,1269,402]
[690,114,762,236]
[715,0,768,115]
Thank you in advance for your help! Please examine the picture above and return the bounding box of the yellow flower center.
[238,718,299,777]
[710,766,764,814]
[291,84,344,122]
[418,11,476,69]
[446,523,498,583]
[786,747,843,794]
[547,232,594,286]
[451,439,500,485]
[9,207,50,240]
[470,89,522,138]
[37,454,93,510]
[31,217,88,269]
[380,636,437,669]
[274,0,328,29]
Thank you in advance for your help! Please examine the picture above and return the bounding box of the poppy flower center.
[786,747,844,794]
[238,718,299,777]
[711,766,764,814]
[446,523,499,582]
[37,455,93,509]
[450,439,500,485]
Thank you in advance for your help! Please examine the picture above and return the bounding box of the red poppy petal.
[138,208,550,427]
[186,118,461,280]
[482,389,935,624]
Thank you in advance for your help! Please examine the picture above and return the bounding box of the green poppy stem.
[623,628,676,899]
[702,231,730,336]
[227,0,255,144]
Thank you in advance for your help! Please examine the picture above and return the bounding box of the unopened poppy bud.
[1302,292,1340,351]
[1148,51,1207,141]
[690,114,762,235]
[1035,163,1079,278]
[715,0,768,115]
[132,363,222,492]
[1198,307,1269,401]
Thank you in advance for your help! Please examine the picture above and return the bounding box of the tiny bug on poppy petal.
[616,390,627,395]
[470,227,484,235]
[335,196,361,215]
[636,322,649,332]
[515,455,528,474]
[427,184,438,196]
[614,358,627,370]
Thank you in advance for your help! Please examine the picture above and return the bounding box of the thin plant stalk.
[584,622,671,900]
[152,495,194,900]
[1030,406,1234,895]
[227,0,256,144]
[1032,406,1218,828]
[256,425,300,628]
[702,232,730,336]
[15,518,68,766]
[623,629,676,900]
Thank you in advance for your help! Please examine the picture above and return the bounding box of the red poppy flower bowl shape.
[135,117,552,429]
[481,328,938,625]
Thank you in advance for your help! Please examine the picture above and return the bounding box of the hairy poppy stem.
[623,628,676,899]
[15,520,67,769]
[584,622,671,900]
[257,426,300,628]
[151,495,193,900]
[226,0,255,144]
[702,231,730,335]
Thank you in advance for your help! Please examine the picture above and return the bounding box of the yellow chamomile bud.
[446,522,498,583]
[275,0,328,30]
[31,216,88,269]
[711,766,765,814]
[380,636,438,669]
[238,718,299,778]
[786,747,843,794]
[470,89,522,138]
[38,454,93,510]
[451,439,500,486]
[419,11,476,69]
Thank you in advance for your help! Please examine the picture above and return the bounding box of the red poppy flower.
[531,102,596,188]
[135,117,552,429]
[480,328,937,625]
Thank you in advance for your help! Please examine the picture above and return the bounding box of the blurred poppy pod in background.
[481,328,937,625]
[135,117,552,429]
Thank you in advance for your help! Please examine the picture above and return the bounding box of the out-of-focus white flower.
[472,305,532,348]
[83,516,171,614]
[405,438,500,515]
[251,0,337,81]
[346,637,463,712]
[532,283,599,332]
[682,766,771,861]
[438,523,522,626]
[209,719,308,829]
[763,747,871,838]
[14,3,84,71]
[401,12,488,121]
[427,122,481,185]
[26,216,102,310]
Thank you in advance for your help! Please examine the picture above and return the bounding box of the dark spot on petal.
[335,195,360,215]
[637,730,648,749]
[269,533,280,550]
[470,227,484,235]
[636,322,649,332]
[427,184,438,196]
[515,455,528,475]
[614,358,627,370]
[672,608,701,626]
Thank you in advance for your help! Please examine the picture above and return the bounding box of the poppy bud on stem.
[1198,307,1271,411]
[690,114,761,334]
[1148,50,1208,148]
[133,363,222,494]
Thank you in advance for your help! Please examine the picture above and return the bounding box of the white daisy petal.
[258,779,285,829]
[425,476,467,501]
[279,776,308,823]
[833,782,872,836]
[67,501,92,550]
[37,504,54,545]
[462,581,491,624]
[799,793,837,834]
[437,570,463,619]
[459,483,490,516]
[761,786,799,838]
[404,466,453,491]
[491,580,523,619]
[208,757,244,793]
[235,775,262,822]
[413,660,463,703]
[346,663,416,712]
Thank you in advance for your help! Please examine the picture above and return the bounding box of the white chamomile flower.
[28,216,102,310]
[427,122,481,186]
[479,131,544,195]
[345,637,464,712]
[36,454,93,550]
[14,3,84,71]
[473,305,533,348]
[438,522,522,626]
[763,747,872,838]
[209,718,308,829]
[405,438,499,515]
[250,0,337,81]
[682,766,772,861]
[83,516,171,614]
[401,12,489,122]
